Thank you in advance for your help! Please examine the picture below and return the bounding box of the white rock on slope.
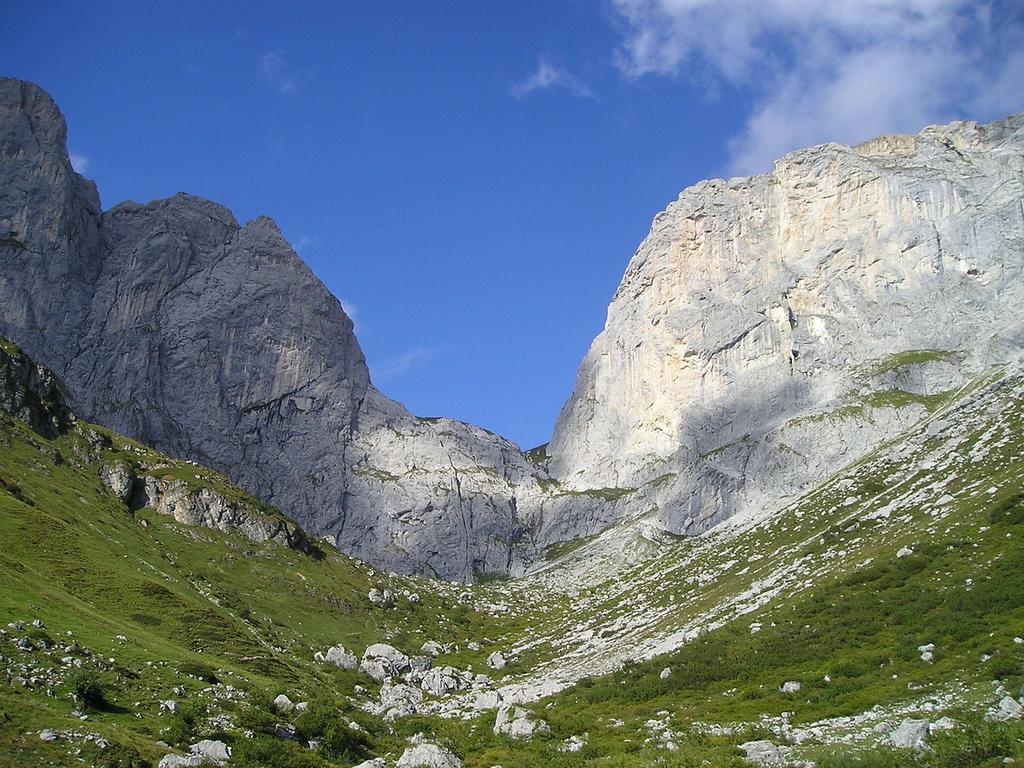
[395,743,462,768]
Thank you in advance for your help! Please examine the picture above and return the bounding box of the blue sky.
[5,1,1023,449]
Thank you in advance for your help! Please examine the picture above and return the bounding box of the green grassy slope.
[0,410,523,767]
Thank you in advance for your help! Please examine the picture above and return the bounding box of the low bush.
[232,737,329,768]
[166,700,206,747]
[65,668,107,711]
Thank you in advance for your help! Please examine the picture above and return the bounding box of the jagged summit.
[2,75,1023,580]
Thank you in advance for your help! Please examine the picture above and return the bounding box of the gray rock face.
[0,78,550,581]
[548,114,1024,537]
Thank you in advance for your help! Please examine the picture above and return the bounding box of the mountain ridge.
[2,75,1023,582]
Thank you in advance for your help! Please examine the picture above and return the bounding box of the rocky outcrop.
[130,475,309,549]
[548,114,1024,536]
[0,339,74,438]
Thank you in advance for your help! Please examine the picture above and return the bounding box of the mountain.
[2,76,1023,587]
[0,78,558,581]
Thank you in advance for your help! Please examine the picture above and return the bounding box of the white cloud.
[293,234,320,254]
[69,152,89,174]
[340,298,362,334]
[611,0,1024,174]
[512,58,594,99]
[259,51,297,94]
[373,347,433,382]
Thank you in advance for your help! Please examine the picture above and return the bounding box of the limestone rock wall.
[548,116,1024,534]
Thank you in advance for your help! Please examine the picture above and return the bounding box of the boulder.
[364,643,410,671]
[409,655,433,677]
[779,681,801,693]
[272,694,294,713]
[395,743,462,768]
[158,756,204,768]
[359,659,389,682]
[486,651,506,670]
[378,681,424,721]
[986,696,1024,721]
[421,666,471,697]
[739,740,787,765]
[493,704,549,739]
[361,643,411,681]
[473,690,503,710]
[322,644,357,670]
[889,719,929,749]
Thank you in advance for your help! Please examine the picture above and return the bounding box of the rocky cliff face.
[548,117,1024,535]
[0,78,552,580]
[3,76,1022,578]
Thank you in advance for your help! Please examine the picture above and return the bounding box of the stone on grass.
[160,700,179,715]
[272,693,294,713]
[986,696,1024,722]
[889,719,929,749]
[486,651,506,670]
[739,740,787,765]
[395,743,462,768]
[322,644,357,670]
[421,640,443,657]
[493,704,549,739]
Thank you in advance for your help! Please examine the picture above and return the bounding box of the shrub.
[929,717,1019,768]
[294,698,371,761]
[989,493,1024,525]
[232,737,329,768]
[81,741,148,768]
[166,700,206,747]
[178,661,219,684]
[236,690,277,737]
[65,668,107,710]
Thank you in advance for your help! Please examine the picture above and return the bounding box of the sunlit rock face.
[548,116,1024,534]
